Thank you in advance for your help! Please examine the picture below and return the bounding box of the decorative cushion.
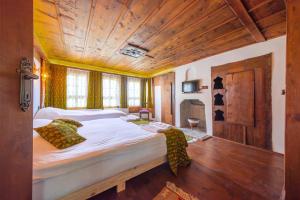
[139,109,150,113]
[34,121,86,149]
[53,118,83,128]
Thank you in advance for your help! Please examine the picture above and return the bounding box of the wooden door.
[226,70,254,127]
[153,72,175,125]
[0,0,33,199]
[162,72,175,125]
[285,1,300,199]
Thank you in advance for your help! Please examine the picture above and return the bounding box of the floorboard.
[91,137,284,200]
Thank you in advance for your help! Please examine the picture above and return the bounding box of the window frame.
[66,68,89,109]
[127,77,141,107]
[102,73,121,108]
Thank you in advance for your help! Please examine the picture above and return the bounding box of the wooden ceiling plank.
[149,16,238,61]
[245,0,286,22]
[131,16,239,70]
[81,0,128,65]
[149,35,254,73]
[133,19,243,70]
[106,0,196,67]
[57,0,97,61]
[256,9,286,30]
[248,0,274,13]
[128,2,231,70]
[98,0,164,63]
[142,0,226,50]
[127,0,196,46]
[104,0,170,66]
[144,34,254,74]
[225,0,266,42]
[137,28,251,70]
[158,29,250,65]
[262,21,286,39]
[34,0,66,58]
[34,0,286,75]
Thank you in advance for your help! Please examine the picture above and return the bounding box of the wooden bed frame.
[61,156,167,200]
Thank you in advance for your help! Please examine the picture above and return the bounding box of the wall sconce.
[41,73,48,81]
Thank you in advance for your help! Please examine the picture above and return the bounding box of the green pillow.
[53,119,78,131]
[34,121,86,149]
[54,119,83,128]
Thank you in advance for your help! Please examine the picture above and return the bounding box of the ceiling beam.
[225,0,266,42]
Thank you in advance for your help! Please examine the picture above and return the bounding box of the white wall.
[174,36,286,154]
[33,51,41,115]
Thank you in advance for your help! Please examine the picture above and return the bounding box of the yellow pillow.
[34,121,86,149]
[53,118,83,128]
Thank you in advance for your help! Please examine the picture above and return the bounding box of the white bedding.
[33,118,167,199]
[34,107,126,121]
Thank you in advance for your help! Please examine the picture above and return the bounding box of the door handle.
[17,58,39,112]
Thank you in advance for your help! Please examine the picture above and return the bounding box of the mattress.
[33,118,167,200]
[34,107,126,121]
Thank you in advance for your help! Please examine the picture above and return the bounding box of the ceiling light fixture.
[120,44,149,58]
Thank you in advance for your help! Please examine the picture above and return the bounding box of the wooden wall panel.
[226,70,255,126]
[0,0,33,199]
[211,54,272,150]
[285,1,300,199]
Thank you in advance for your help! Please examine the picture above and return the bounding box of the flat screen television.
[182,80,199,93]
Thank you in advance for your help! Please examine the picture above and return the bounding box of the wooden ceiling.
[34,0,286,76]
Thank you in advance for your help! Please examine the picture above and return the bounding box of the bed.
[34,107,127,121]
[33,118,167,200]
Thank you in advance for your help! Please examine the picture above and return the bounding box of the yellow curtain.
[45,65,67,109]
[120,76,128,108]
[140,78,147,108]
[146,78,153,108]
[87,71,103,109]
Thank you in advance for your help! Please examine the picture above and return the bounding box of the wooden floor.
[91,137,284,200]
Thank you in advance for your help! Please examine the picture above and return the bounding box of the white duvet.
[34,107,126,121]
[33,118,166,181]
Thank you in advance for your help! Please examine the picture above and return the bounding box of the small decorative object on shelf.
[213,76,224,89]
[214,110,224,121]
[214,93,224,105]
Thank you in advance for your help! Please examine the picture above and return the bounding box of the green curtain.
[87,71,103,109]
[46,65,67,109]
[44,62,52,107]
[146,78,153,108]
[120,76,128,108]
[140,78,147,108]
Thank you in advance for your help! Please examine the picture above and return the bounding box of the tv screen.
[182,80,199,93]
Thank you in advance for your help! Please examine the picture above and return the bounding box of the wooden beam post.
[286,0,300,199]
[225,0,266,42]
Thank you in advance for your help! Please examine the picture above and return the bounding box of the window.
[102,73,121,107]
[127,77,141,106]
[67,68,89,108]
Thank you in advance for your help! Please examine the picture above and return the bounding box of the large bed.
[33,118,167,200]
[34,107,127,121]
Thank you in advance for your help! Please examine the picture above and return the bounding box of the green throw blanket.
[158,128,191,175]
[128,119,150,125]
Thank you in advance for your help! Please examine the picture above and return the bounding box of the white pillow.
[34,107,61,120]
